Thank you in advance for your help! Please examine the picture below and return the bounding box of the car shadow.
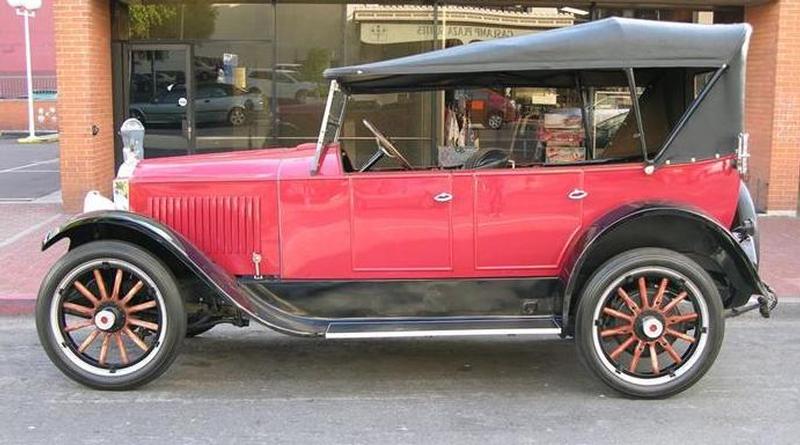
[168,326,608,397]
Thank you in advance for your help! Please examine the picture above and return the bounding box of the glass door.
[127,45,193,158]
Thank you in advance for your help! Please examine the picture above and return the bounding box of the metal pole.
[22,8,36,139]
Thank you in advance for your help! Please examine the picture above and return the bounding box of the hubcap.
[94,309,117,331]
[640,315,664,339]
[591,267,710,386]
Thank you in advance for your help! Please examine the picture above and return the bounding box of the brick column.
[53,0,115,212]
[745,0,800,215]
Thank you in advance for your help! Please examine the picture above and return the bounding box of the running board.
[325,317,561,339]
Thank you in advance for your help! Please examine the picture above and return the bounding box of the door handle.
[433,192,453,203]
[568,189,588,200]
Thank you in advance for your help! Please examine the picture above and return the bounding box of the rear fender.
[42,211,324,336]
[561,205,769,334]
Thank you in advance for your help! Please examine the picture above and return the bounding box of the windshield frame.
[311,80,348,175]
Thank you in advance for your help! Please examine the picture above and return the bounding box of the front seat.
[463,148,510,170]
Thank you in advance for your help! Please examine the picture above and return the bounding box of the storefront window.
[274,3,436,166]
[112,1,740,160]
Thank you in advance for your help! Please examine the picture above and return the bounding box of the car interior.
[338,67,711,174]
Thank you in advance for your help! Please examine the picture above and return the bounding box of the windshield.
[311,80,347,174]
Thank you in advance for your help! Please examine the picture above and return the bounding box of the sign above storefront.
[361,23,539,45]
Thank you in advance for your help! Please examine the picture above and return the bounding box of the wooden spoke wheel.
[576,248,724,398]
[36,241,185,390]
[57,262,162,371]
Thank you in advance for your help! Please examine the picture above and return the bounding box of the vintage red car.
[36,18,775,398]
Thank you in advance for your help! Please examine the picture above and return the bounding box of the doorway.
[126,44,193,158]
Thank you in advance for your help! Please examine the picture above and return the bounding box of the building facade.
[0,1,57,131]
[50,0,800,215]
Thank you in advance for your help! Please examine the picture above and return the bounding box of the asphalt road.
[0,137,60,201]
[2,305,798,445]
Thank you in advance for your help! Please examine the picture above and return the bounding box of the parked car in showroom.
[37,18,775,398]
[129,83,265,127]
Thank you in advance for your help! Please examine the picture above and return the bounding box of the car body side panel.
[129,143,740,282]
[582,156,740,228]
[473,168,582,271]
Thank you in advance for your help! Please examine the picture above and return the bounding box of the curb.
[0,296,35,315]
[16,134,59,144]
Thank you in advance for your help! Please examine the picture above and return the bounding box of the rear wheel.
[36,241,186,390]
[487,113,504,130]
[228,107,247,126]
[576,248,724,398]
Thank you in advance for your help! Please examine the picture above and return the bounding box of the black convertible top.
[325,17,750,90]
[322,17,751,167]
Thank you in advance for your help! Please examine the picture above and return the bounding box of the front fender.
[561,205,773,332]
[42,211,326,337]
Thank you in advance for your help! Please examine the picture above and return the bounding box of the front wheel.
[36,241,186,390]
[575,248,724,398]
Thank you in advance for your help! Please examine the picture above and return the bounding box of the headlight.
[112,178,130,210]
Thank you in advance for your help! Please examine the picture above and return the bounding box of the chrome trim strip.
[325,327,561,339]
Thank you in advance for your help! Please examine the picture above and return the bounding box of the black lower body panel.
[239,278,563,319]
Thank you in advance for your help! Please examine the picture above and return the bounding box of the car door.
[472,167,583,274]
[349,172,454,272]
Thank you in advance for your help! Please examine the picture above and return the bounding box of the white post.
[22,9,36,139]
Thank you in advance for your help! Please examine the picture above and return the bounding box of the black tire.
[36,241,186,390]
[575,247,724,398]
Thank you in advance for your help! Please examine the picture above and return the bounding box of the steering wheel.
[361,119,413,171]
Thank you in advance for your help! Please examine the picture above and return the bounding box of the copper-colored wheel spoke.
[652,278,668,309]
[63,302,94,318]
[123,326,149,351]
[667,313,699,325]
[659,338,682,365]
[64,320,94,332]
[600,325,632,338]
[609,335,637,360]
[616,288,640,314]
[98,333,111,365]
[119,280,144,306]
[73,281,100,307]
[649,343,660,374]
[111,269,123,300]
[629,341,645,373]
[665,327,696,343]
[93,269,108,300]
[661,291,688,313]
[114,333,129,365]
[78,329,101,353]
[128,317,159,332]
[127,300,157,314]
[602,307,634,323]
[638,277,650,308]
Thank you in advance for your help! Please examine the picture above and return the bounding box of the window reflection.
[193,42,273,152]
[115,2,737,160]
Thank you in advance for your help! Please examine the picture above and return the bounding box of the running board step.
[325,317,561,339]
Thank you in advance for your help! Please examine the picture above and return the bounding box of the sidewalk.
[0,204,70,313]
[0,208,798,314]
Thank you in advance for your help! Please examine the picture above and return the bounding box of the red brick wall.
[746,0,800,213]
[53,0,114,212]
[770,0,800,212]
[0,100,58,132]
[744,3,778,210]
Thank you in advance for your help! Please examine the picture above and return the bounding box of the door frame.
[122,43,196,154]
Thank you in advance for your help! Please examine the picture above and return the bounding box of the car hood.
[131,143,317,183]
